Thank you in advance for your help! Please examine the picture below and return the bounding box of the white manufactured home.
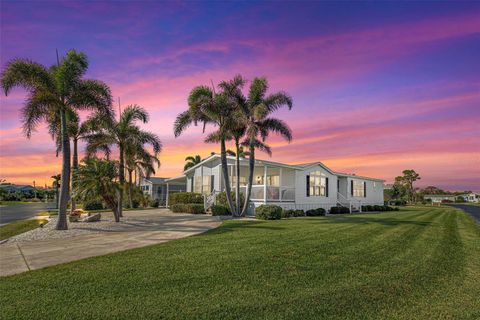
[165,154,384,214]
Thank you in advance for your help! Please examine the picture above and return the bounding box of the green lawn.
[1,206,479,319]
[0,219,48,241]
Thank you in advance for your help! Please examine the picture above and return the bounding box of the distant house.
[172,153,384,214]
[0,184,36,193]
[139,177,186,206]
[459,192,480,203]
[423,194,456,203]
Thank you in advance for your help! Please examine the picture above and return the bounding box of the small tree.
[76,158,121,222]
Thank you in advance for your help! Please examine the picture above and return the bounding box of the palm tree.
[184,155,202,171]
[240,77,293,215]
[125,144,160,208]
[76,158,121,221]
[226,146,249,158]
[50,109,106,213]
[174,82,241,215]
[51,174,61,209]
[0,50,113,229]
[85,105,161,218]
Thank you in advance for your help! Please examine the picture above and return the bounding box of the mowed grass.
[1,207,479,319]
[0,219,48,241]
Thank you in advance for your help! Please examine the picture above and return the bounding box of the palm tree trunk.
[56,109,70,230]
[220,138,235,215]
[235,138,241,216]
[241,144,255,216]
[70,137,78,213]
[128,169,133,208]
[118,144,124,218]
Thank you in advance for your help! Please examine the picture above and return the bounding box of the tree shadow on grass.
[207,220,285,235]
[323,216,433,227]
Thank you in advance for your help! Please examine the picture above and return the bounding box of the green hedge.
[83,200,103,211]
[170,203,205,214]
[216,192,244,208]
[329,206,350,214]
[306,208,326,216]
[362,205,398,212]
[256,205,282,220]
[211,205,230,216]
[169,192,203,205]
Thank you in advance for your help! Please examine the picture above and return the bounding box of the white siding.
[345,177,384,205]
[294,165,338,207]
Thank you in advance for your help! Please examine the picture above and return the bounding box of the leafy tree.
[51,174,61,208]
[76,158,121,221]
[184,155,202,171]
[1,50,113,229]
[85,105,161,217]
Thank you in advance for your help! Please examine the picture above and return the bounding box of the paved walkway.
[0,209,221,277]
[449,204,480,224]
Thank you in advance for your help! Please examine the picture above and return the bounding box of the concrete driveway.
[0,209,221,277]
[449,204,480,224]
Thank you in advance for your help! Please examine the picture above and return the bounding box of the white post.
[279,167,283,202]
[166,183,170,207]
[200,166,204,194]
[263,165,267,204]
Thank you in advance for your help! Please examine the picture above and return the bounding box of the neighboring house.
[423,194,456,203]
[170,154,384,214]
[0,184,36,193]
[139,177,186,206]
[459,192,480,203]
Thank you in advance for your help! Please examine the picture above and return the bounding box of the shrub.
[171,203,205,214]
[394,200,407,206]
[330,206,350,214]
[306,208,326,216]
[373,205,384,211]
[83,200,103,211]
[255,205,282,220]
[293,210,305,217]
[150,199,160,208]
[282,209,295,218]
[361,205,373,212]
[169,192,203,205]
[211,205,230,216]
[216,192,245,208]
[131,199,140,208]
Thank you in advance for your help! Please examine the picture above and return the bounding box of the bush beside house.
[169,192,203,205]
[171,203,205,214]
[256,205,282,220]
[211,205,230,216]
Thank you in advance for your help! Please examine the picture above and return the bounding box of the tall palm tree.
[85,105,162,217]
[50,109,105,212]
[184,155,202,171]
[240,77,293,215]
[125,144,160,208]
[226,146,249,158]
[51,174,61,209]
[0,50,113,229]
[76,157,121,221]
[174,83,241,215]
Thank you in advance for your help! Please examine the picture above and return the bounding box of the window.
[352,180,365,197]
[308,171,328,196]
[232,175,247,187]
[202,175,212,194]
[254,175,279,186]
[194,176,213,194]
[194,177,202,193]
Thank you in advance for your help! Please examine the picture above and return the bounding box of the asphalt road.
[449,204,480,224]
[0,202,56,225]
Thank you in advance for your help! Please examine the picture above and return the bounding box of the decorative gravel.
[6,216,138,243]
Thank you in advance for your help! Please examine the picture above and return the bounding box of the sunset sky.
[1,1,479,190]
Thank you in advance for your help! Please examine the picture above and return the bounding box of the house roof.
[143,177,168,184]
[182,154,384,182]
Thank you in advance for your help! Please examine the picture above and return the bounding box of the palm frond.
[0,58,54,95]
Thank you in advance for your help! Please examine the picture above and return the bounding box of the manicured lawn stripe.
[0,206,478,319]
